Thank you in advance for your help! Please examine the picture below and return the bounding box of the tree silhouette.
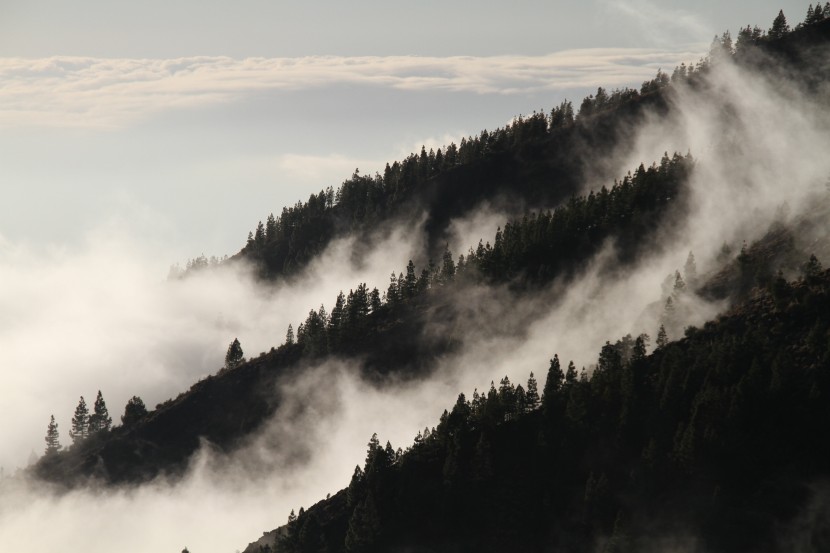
[121,396,148,427]
[769,9,790,39]
[225,338,244,370]
[88,390,112,434]
[44,415,60,454]
[69,396,89,444]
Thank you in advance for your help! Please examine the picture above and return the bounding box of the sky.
[0,0,810,263]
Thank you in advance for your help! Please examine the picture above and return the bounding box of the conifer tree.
[802,254,823,280]
[439,245,456,284]
[542,355,564,407]
[386,273,399,306]
[525,372,540,410]
[88,390,112,434]
[225,338,244,370]
[684,251,697,286]
[69,396,89,444]
[344,492,381,553]
[285,324,295,345]
[662,297,677,330]
[44,415,60,454]
[403,261,417,298]
[672,271,686,297]
[347,465,365,507]
[369,288,381,313]
[499,376,516,418]
[656,324,669,348]
[805,4,815,25]
[565,361,578,385]
[122,396,148,427]
[769,10,790,39]
[515,384,528,414]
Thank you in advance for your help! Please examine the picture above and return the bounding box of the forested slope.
[248,267,830,553]
[33,152,693,485]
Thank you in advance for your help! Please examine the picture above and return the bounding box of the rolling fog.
[1,45,829,553]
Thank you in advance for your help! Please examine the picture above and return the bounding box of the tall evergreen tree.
[769,9,790,39]
[344,492,381,553]
[403,260,417,298]
[225,338,244,370]
[286,324,295,345]
[369,288,382,313]
[88,390,112,434]
[526,372,540,410]
[542,355,564,412]
[684,251,697,287]
[565,361,578,385]
[44,415,60,454]
[69,396,89,444]
[656,324,669,348]
[439,245,456,284]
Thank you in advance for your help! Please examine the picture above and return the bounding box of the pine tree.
[285,324,295,345]
[525,372,540,410]
[69,396,89,444]
[225,338,244,370]
[543,355,564,402]
[769,10,790,39]
[439,245,456,284]
[656,324,668,348]
[344,492,381,553]
[684,251,697,286]
[515,384,528,414]
[662,296,677,330]
[369,288,381,313]
[672,271,686,297]
[805,4,815,25]
[44,415,60,454]
[122,396,148,427]
[403,261,417,298]
[347,465,365,507]
[88,390,112,434]
[565,361,578,385]
[802,254,823,280]
[386,273,399,306]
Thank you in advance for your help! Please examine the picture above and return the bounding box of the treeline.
[43,392,148,455]
[264,152,692,362]
[178,67,679,281]
[263,265,830,553]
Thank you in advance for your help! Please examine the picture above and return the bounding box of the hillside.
[32,151,694,485]
[247,267,830,553]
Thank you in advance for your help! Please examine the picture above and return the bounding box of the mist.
[1,41,829,553]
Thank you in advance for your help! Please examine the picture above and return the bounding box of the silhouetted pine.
[69,396,89,444]
[44,415,60,454]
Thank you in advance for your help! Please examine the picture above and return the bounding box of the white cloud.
[0,49,704,128]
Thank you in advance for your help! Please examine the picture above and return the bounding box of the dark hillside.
[247,268,830,553]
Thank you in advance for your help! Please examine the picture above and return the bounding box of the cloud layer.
[0,49,703,127]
